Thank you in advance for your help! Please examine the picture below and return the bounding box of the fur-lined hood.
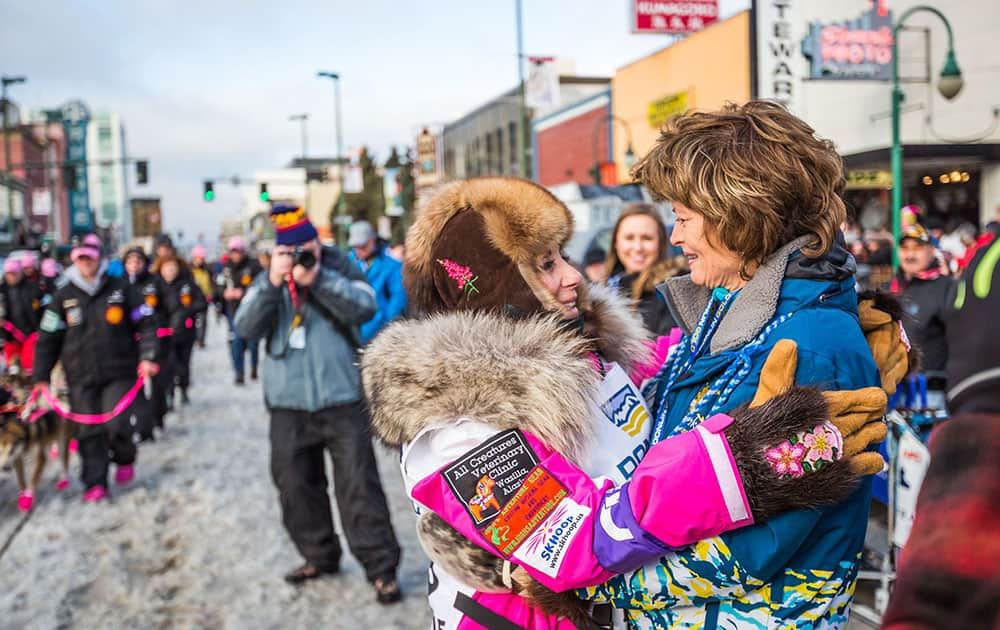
[361,283,647,461]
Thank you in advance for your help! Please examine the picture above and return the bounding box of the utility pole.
[317,71,346,243]
[515,0,529,179]
[289,113,310,213]
[2,76,27,234]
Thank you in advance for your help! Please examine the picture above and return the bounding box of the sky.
[1,0,748,244]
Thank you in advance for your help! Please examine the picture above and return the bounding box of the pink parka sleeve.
[409,414,753,593]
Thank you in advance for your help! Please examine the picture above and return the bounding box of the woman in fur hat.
[362,176,894,629]
[602,203,687,335]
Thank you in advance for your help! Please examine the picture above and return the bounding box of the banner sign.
[633,0,718,34]
[383,167,404,217]
[416,128,441,188]
[525,57,561,110]
[802,2,893,80]
[61,100,93,234]
[753,0,804,116]
[647,91,689,128]
[846,169,893,189]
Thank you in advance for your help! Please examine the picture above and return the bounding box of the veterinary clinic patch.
[442,429,539,528]
[108,289,125,304]
[180,293,192,307]
[144,294,157,307]
[40,309,61,333]
[105,305,124,325]
[66,307,83,327]
[241,273,252,286]
[511,497,591,578]
[482,466,568,556]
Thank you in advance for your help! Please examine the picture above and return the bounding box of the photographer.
[234,205,401,603]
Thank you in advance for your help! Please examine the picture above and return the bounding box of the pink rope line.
[26,376,145,425]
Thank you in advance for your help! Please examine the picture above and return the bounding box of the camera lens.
[294,248,317,269]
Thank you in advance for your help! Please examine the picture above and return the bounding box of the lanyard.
[286,273,308,330]
[650,289,736,445]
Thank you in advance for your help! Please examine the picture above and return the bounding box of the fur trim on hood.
[361,283,648,462]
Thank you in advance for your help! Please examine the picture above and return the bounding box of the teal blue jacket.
[583,237,879,629]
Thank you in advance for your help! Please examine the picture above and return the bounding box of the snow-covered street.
[0,322,430,630]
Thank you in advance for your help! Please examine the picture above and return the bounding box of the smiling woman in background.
[602,203,686,335]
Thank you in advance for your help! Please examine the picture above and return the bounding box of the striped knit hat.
[269,204,318,246]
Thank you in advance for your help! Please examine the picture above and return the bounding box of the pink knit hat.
[191,244,207,259]
[227,236,246,252]
[20,250,39,269]
[3,258,22,274]
[41,258,59,278]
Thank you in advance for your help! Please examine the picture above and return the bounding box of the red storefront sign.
[632,0,718,35]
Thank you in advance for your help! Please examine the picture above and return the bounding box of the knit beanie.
[270,204,318,246]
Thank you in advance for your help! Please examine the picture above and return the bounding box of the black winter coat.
[126,270,171,362]
[34,271,159,387]
[0,279,43,340]
[161,275,207,344]
[896,273,953,378]
[216,258,262,317]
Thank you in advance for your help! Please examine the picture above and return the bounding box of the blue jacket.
[583,237,880,629]
[348,245,406,343]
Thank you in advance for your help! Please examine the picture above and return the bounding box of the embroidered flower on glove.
[765,440,807,477]
[765,421,843,479]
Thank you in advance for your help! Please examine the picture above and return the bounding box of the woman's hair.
[150,254,188,276]
[631,100,846,277]
[602,203,668,281]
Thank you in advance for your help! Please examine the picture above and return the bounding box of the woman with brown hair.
[578,100,893,628]
[602,203,686,335]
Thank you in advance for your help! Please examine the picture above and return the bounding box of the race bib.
[584,363,652,484]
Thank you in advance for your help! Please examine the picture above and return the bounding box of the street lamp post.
[317,71,346,242]
[2,75,27,233]
[591,114,636,186]
[289,113,310,212]
[890,5,962,269]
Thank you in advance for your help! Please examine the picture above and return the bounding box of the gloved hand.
[728,339,887,521]
[858,292,912,395]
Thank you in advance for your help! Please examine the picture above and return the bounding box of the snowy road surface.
[0,322,431,629]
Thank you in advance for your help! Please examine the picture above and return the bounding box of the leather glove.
[728,339,887,521]
[858,292,912,396]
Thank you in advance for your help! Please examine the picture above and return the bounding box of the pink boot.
[17,490,34,512]
[69,438,79,453]
[55,478,70,491]
[115,464,135,485]
[82,486,107,503]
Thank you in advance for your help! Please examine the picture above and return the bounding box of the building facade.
[441,76,610,181]
[532,90,612,187]
[611,10,752,183]
[86,112,132,242]
[754,0,1000,229]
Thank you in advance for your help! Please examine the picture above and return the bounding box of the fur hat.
[404,177,585,316]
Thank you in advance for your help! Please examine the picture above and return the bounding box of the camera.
[292,245,317,269]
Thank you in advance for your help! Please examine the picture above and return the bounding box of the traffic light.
[259,182,269,202]
[136,160,149,185]
[203,180,215,202]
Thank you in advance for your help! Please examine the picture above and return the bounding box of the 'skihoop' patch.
[482,466,568,556]
[442,429,539,528]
